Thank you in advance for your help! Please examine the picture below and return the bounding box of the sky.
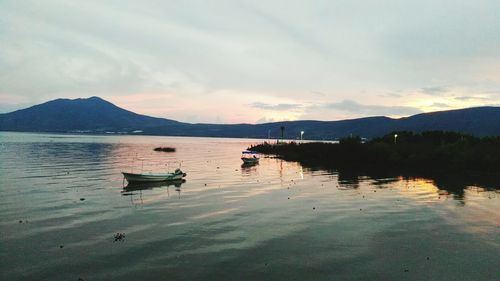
[1,0,499,124]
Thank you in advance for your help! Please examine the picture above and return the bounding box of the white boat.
[122,168,186,183]
[241,150,259,164]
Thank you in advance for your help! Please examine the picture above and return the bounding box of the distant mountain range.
[1,96,499,139]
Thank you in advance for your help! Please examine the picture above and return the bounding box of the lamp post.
[394,133,398,144]
[300,131,304,141]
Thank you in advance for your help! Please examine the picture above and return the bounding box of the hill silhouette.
[0,97,499,138]
[0,97,179,133]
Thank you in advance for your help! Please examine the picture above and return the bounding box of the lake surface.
[1,132,499,281]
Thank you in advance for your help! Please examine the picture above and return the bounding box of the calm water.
[0,132,499,281]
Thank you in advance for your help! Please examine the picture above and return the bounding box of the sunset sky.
[1,0,499,123]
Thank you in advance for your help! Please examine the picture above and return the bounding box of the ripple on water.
[0,132,499,281]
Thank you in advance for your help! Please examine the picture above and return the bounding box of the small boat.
[122,168,186,183]
[241,150,259,164]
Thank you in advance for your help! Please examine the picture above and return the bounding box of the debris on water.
[374,190,377,192]
[114,233,125,242]
[404,269,409,272]
[288,197,290,200]
[153,147,176,152]
[360,208,362,211]
[19,220,23,223]
[80,198,85,201]
[59,245,64,249]
[204,183,207,186]
[426,257,430,260]
[313,207,316,210]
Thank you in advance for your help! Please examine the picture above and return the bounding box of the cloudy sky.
[1,0,499,123]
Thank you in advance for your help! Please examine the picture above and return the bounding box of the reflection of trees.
[298,161,499,198]
[425,173,499,200]
[337,169,359,189]
[377,171,498,200]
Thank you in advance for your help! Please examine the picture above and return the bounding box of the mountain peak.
[44,96,108,105]
[69,96,110,104]
[0,96,179,133]
[84,96,108,102]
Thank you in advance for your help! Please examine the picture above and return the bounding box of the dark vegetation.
[251,131,500,194]
[154,147,176,152]
[251,131,500,175]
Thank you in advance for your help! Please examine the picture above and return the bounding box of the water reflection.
[1,132,499,281]
[305,164,499,201]
[337,169,360,189]
[240,162,258,175]
[122,180,185,206]
[123,179,185,192]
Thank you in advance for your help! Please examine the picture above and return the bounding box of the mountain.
[0,97,499,138]
[0,97,180,133]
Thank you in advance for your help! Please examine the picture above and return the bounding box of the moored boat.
[122,168,186,183]
[241,150,259,164]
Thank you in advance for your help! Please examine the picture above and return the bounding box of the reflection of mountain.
[1,97,500,138]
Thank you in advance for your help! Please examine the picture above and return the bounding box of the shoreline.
[250,131,500,191]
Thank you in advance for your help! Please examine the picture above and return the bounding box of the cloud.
[256,117,276,124]
[429,102,451,108]
[0,94,31,113]
[454,96,489,101]
[250,102,303,111]
[310,91,326,97]
[324,100,422,116]
[420,87,448,96]
[379,92,402,98]
[1,1,499,122]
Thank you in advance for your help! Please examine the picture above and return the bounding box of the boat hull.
[241,157,259,164]
[122,171,185,183]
